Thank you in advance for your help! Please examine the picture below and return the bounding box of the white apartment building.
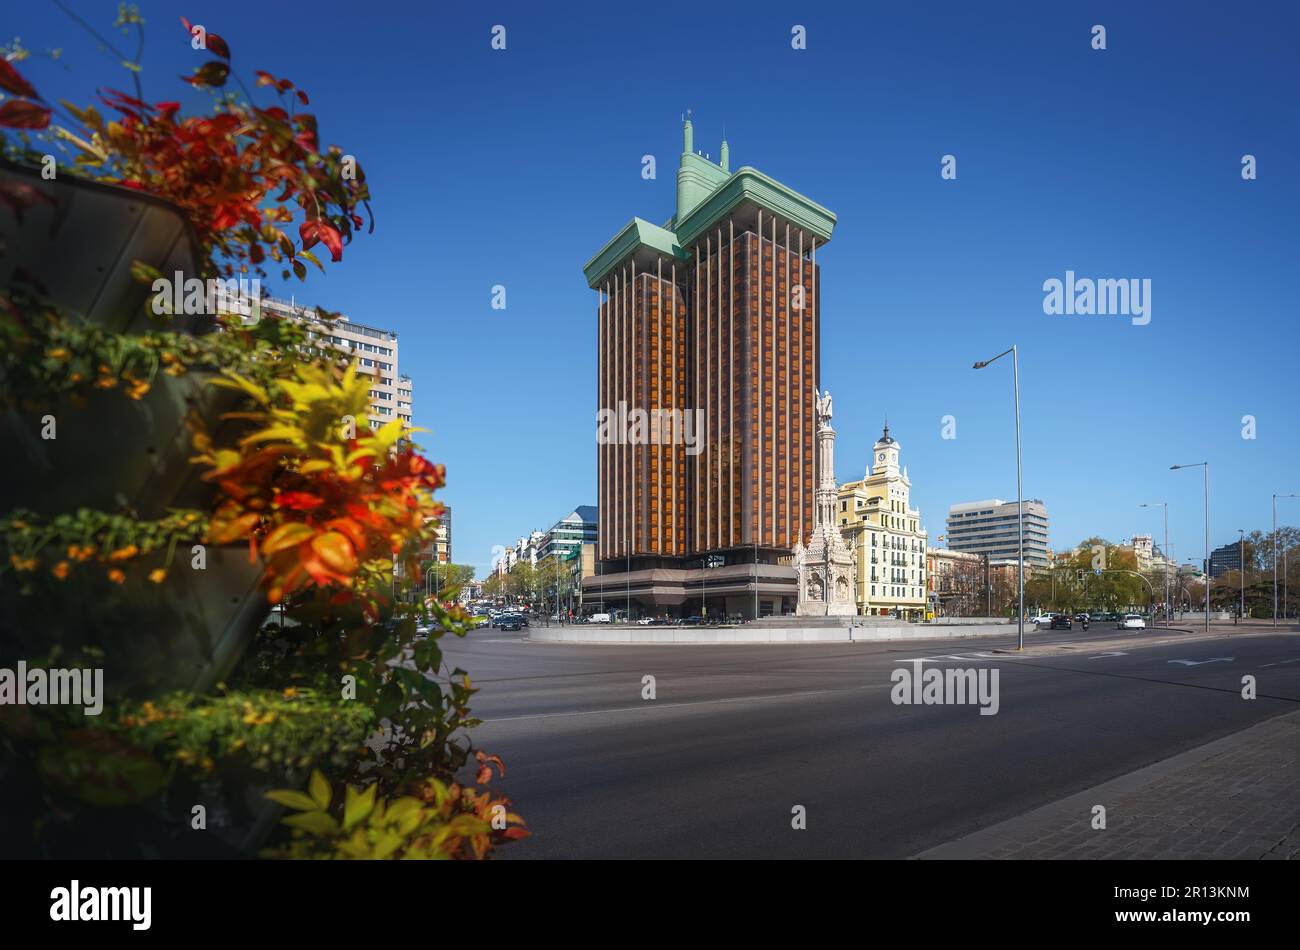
[260,296,404,433]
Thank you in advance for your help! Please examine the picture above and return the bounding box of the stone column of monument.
[794,391,857,617]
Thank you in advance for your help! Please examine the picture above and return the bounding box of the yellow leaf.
[343,783,377,831]
[308,769,332,810]
[312,531,357,574]
[265,789,317,811]
[262,522,316,555]
[282,810,339,836]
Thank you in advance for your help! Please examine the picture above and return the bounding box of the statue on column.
[795,388,856,617]
[817,390,832,426]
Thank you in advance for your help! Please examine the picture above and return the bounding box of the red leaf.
[296,90,309,106]
[299,220,343,262]
[206,33,231,60]
[0,99,51,130]
[0,59,39,100]
[277,491,324,511]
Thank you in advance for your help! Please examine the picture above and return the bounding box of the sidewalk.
[915,710,1300,860]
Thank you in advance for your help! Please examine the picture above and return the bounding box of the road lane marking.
[1167,657,1234,666]
[481,683,894,723]
[1260,657,1300,668]
[1089,651,1128,658]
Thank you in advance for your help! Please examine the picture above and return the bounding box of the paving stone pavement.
[916,710,1300,859]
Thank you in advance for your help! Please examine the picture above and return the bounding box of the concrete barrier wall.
[527,622,1022,644]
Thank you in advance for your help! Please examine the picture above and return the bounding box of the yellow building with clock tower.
[834,424,928,618]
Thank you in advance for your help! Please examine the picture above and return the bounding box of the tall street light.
[1273,493,1298,627]
[1171,462,1209,635]
[973,345,1024,650]
[1139,502,1169,626]
[1238,529,1246,621]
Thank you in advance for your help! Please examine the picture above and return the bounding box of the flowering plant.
[2,15,370,282]
[193,362,445,614]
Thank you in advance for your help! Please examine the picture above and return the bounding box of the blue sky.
[13,1,1299,576]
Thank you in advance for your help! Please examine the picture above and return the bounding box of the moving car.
[636,617,655,625]
[1031,612,1057,625]
[590,612,612,624]
[1049,614,1072,630]
[1117,613,1146,630]
[497,612,524,631]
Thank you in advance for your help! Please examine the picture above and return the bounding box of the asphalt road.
[443,625,1300,858]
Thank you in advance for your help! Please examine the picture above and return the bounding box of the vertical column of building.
[727,220,737,549]
[616,265,626,560]
[598,283,608,560]
[653,261,663,554]
[775,219,788,549]
[707,232,717,553]
[806,240,819,546]
[782,223,792,550]
[692,244,701,556]
[790,232,800,551]
[754,209,759,551]
[630,259,638,557]
[676,262,686,556]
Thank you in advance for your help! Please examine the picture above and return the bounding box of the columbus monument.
[793,390,856,616]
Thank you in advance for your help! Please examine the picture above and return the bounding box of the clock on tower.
[872,423,900,476]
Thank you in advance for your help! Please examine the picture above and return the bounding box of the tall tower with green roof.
[582,119,837,619]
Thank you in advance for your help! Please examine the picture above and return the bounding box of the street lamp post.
[973,345,1025,650]
[1140,502,1169,626]
[1238,529,1245,622]
[1171,462,1209,635]
[1273,494,1298,627]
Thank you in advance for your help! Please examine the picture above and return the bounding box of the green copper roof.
[583,217,686,289]
[583,120,836,289]
[674,165,836,248]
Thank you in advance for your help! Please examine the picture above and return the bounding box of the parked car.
[1117,614,1146,630]
[1049,614,1072,630]
[590,612,612,624]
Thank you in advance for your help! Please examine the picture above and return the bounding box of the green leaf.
[343,783,377,831]
[130,260,162,286]
[375,680,403,720]
[298,248,327,274]
[265,789,318,811]
[282,810,339,836]
[308,769,332,810]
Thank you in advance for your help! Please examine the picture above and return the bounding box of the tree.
[420,562,474,598]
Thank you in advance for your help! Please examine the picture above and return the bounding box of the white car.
[636,617,654,626]
[1117,614,1146,630]
[1030,612,1056,625]
[590,612,612,624]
